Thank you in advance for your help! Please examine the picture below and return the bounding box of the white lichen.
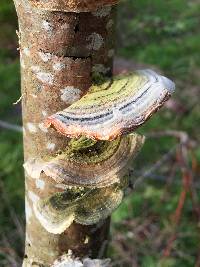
[36,72,54,85]
[42,20,53,32]
[52,254,111,267]
[38,122,48,133]
[28,191,40,204]
[31,65,40,72]
[23,158,43,179]
[87,33,104,51]
[36,179,45,190]
[31,65,54,84]
[30,94,37,98]
[42,110,48,117]
[61,23,69,30]
[53,259,82,267]
[25,198,33,224]
[47,143,56,151]
[83,258,110,267]
[21,58,25,69]
[60,87,82,104]
[53,62,66,71]
[38,51,52,62]
[23,47,30,57]
[26,123,37,133]
[23,127,26,136]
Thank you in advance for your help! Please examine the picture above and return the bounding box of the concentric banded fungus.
[45,69,175,141]
[29,0,118,12]
[34,182,125,234]
[24,133,144,187]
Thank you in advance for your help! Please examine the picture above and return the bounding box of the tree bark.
[13,0,117,265]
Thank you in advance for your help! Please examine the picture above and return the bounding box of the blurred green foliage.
[0,0,200,266]
[118,0,200,80]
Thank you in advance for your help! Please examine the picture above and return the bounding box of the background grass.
[0,0,200,266]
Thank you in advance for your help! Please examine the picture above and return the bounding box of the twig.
[160,163,177,203]
[13,94,23,105]
[162,130,200,258]
[0,120,22,133]
[129,145,178,190]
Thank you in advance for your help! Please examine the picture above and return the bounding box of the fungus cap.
[34,183,124,234]
[45,69,175,141]
[24,134,144,188]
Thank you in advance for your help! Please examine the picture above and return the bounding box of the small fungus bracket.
[28,0,119,12]
[45,69,175,141]
[24,133,145,188]
[33,178,126,234]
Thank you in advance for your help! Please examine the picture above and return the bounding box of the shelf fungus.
[33,179,126,234]
[45,69,175,141]
[24,133,144,188]
[23,69,175,234]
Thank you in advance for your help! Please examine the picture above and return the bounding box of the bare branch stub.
[28,0,119,12]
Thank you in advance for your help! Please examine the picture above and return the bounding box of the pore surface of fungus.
[33,180,126,234]
[24,133,144,187]
[45,69,175,141]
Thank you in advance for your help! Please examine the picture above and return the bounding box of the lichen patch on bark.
[52,252,111,267]
[60,87,82,104]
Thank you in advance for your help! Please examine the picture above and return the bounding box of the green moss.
[59,137,121,164]
[92,71,108,85]
[68,136,97,151]
[49,187,89,211]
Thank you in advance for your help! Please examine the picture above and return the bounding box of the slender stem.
[13,0,116,265]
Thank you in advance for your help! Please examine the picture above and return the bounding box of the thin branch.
[0,120,22,133]
[129,145,178,190]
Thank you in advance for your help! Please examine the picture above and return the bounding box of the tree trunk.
[13,0,175,265]
[13,0,117,265]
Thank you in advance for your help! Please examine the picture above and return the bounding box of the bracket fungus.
[33,180,125,234]
[28,0,118,12]
[45,69,175,141]
[24,133,144,188]
[23,68,175,235]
